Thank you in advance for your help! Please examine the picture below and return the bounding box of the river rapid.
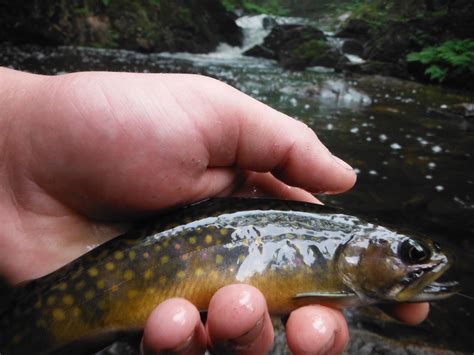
[1,14,473,354]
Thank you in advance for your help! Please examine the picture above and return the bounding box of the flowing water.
[1,14,473,354]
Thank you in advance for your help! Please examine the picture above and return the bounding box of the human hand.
[0,68,428,354]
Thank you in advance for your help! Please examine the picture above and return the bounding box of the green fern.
[407,39,474,82]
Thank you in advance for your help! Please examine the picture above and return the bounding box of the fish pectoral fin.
[293,291,358,300]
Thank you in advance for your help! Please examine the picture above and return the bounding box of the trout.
[0,198,459,354]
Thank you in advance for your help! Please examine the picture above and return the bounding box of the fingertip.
[141,298,206,354]
[286,305,348,355]
[207,284,274,354]
[381,302,430,325]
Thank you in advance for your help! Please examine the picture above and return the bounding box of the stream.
[1,14,473,354]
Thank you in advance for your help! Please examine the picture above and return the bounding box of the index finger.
[172,75,357,194]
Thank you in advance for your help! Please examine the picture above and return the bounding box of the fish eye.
[400,239,431,264]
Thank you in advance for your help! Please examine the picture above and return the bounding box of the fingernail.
[231,314,265,348]
[332,155,354,171]
[318,330,336,355]
[141,332,194,355]
[172,332,195,352]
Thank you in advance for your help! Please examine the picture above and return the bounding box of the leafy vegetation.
[407,39,474,81]
[221,0,289,15]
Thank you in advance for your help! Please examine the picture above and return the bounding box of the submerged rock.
[429,103,474,119]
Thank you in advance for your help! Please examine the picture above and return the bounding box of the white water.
[157,15,309,65]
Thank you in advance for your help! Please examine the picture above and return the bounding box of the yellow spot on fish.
[36,319,47,328]
[111,284,119,293]
[84,290,95,300]
[215,255,224,265]
[53,308,66,321]
[238,254,246,263]
[75,280,86,290]
[144,269,153,280]
[34,299,42,309]
[174,243,181,250]
[163,240,169,248]
[57,282,67,291]
[97,280,106,289]
[159,275,167,285]
[71,268,83,279]
[204,234,213,244]
[177,271,186,279]
[97,249,109,259]
[154,245,161,252]
[220,229,228,236]
[127,289,139,299]
[160,255,169,265]
[47,296,56,306]
[63,295,74,305]
[189,236,197,244]
[195,268,204,276]
[129,250,137,261]
[105,262,115,271]
[114,251,124,260]
[143,251,150,258]
[72,307,81,317]
[124,270,134,281]
[88,267,99,277]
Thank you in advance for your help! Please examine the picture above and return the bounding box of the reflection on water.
[1,41,473,352]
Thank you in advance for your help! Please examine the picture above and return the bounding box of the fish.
[0,198,459,354]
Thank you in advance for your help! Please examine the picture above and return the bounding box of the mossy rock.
[0,0,242,53]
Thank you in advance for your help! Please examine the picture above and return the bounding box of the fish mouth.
[408,281,461,302]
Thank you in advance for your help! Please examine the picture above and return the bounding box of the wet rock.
[244,24,347,71]
[345,60,410,79]
[345,329,464,355]
[429,103,474,119]
[336,18,372,41]
[0,0,242,53]
[342,38,364,56]
[243,43,276,60]
[298,79,372,107]
[262,16,277,30]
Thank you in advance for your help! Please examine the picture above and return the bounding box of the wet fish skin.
[0,198,454,354]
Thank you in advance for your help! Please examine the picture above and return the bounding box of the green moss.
[293,39,330,60]
[220,0,288,15]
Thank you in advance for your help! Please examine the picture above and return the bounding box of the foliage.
[407,39,474,81]
[221,0,288,15]
[339,0,390,29]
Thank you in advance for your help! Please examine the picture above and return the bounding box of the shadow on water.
[1,41,473,353]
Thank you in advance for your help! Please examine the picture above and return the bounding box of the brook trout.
[0,198,458,354]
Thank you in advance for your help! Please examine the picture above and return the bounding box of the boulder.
[336,18,372,41]
[244,24,347,71]
[342,38,364,57]
[0,0,242,53]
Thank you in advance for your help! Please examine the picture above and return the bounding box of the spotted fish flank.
[0,198,458,355]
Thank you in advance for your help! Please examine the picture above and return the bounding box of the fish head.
[338,229,459,303]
